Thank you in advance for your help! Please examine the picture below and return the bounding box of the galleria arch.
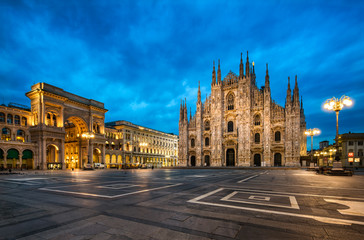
[26,83,107,169]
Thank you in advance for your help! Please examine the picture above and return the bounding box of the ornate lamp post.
[323,95,353,141]
[82,132,95,167]
[305,128,320,166]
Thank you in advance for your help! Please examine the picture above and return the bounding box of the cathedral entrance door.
[274,153,282,166]
[191,156,196,166]
[204,155,210,166]
[254,154,261,167]
[226,149,235,166]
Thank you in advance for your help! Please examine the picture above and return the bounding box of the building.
[0,82,177,170]
[104,121,178,168]
[338,133,364,167]
[319,140,329,150]
[179,52,306,167]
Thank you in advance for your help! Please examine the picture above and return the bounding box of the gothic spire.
[197,81,201,104]
[190,107,192,120]
[239,52,244,77]
[265,63,270,90]
[293,75,299,105]
[245,51,250,76]
[212,61,216,85]
[286,77,292,107]
[217,59,221,84]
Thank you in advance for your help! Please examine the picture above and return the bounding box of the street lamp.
[305,128,320,166]
[82,132,95,166]
[323,95,353,141]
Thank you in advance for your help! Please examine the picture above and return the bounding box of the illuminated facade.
[104,121,178,168]
[179,52,307,167]
[0,82,177,170]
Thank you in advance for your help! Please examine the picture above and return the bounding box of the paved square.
[1,169,364,239]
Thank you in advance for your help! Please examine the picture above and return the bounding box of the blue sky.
[0,0,363,149]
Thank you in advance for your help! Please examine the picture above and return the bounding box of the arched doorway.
[191,156,196,166]
[7,148,19,169]
[226,149,235,166]
[22,149,34,169]
[93,148,100,164]
[204,155,210,167]
[274,153,282,166]
[64,116,88,169]
[47,145,60,169]
[254,154,261,167]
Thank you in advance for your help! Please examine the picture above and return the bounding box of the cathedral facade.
[179,52,307,167]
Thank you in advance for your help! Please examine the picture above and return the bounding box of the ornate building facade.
[179,52,307,167]
[0,82,177,170]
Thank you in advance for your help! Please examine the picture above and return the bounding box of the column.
[60,139,65,169]
[19,154,22,169]
[102,144,106,164]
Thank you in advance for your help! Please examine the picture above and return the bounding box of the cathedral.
[178,52,307,167]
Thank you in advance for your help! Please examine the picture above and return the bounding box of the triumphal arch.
[26,83,107,169]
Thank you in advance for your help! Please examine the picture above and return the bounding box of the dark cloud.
[0,0,363,149]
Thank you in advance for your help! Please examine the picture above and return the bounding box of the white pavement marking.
[220,187,364,202]
[237,175,259,183]
[188,188,364,226]
[98,184,139,189]
[39,183,183,199]
[220,191,300,209]
[324,199,364,217]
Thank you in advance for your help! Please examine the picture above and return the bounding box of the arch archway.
[7,148,19,169]
[64,116,89,169]
[47,145,60,169]
[226,149,235,166]
[204,155,210,167]
[190,156,196,166]
[274,153,282,166]
[254,154,261,167]
[22,149,34,169]
[93,148,101,164]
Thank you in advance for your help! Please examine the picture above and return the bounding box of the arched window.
[205,137,210,146]
[53,115,57,127]
[254,114,261,126]
[228,121,233,132]
[0,112,4,122]
[47,113,51,126]
[191,138,195,147]
[7,114,13,124]
[2,128,11,141]
[14,115,20,125]
[17,130,25,142]
[205,121,210,131]
[227,93,234,110]
[275,131,281,142]
[21,117,27,126]
[255,133,260,143]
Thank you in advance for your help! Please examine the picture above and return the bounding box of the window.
[0,112,4,122]
[358,141,363,146]
[275,131,281,142]
[14,115,20,125]
[205,121,210,131]
[7,114,13,124]
[254,115,261,126]
[349,141,354,146]
[47,113,51,126]
[17,130,25,142]
[205,137,210,146]
[191,138,195,147]
[358,150,363,157]
[227,93,234,110]
[255,133,260,143]
[22,117,27,126]
[53,115,57,127]
[1,128,11,141]
[228,121,233,132]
